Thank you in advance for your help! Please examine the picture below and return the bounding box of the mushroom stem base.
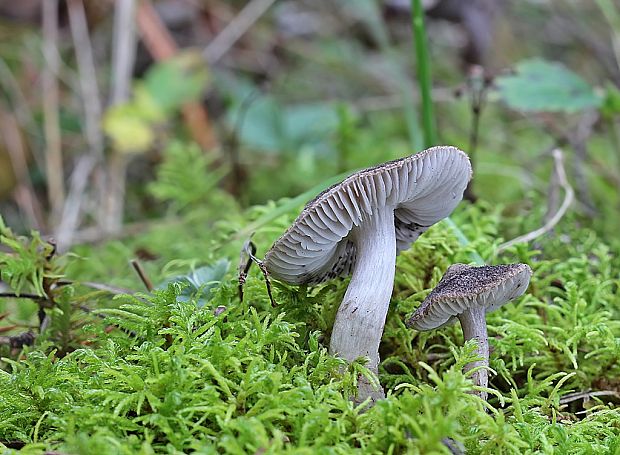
[329,207,396,402]
[458,307,489,400]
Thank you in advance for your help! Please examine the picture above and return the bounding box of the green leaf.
[228,94,339,153]
[232,96,285,152]
[283,103,340,147]
[148,141,227,210]
[601,82,620,119]
[158,259,230,307]
[496,59,602,113]
[102,102,156,154]
[143,50,210,114]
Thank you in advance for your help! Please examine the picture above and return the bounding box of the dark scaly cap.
[407,263,532,331]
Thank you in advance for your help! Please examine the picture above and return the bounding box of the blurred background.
[0,0,618,249]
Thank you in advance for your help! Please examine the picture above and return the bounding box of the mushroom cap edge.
[407,263,533,331]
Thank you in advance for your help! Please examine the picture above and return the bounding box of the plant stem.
[42,0,65,225]
[411,0,437,147]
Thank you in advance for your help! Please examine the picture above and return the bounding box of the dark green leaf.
[496,59,602,113]
[158,259,230,307]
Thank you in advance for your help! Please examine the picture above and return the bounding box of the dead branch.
[568,111,599,217]
[56,279,136,295]
[42,0,65,225]
[103,0,138,235]
[130,259,154,292]
[0,292,46,301]
[135,0,177,60]
[560,390,620,405]
[110,0,138,106]
[67,0,104,160]
[0,110,44,229]
[497,149,574,253]
[55,155,98,251]
[56,0,106,250]
[0,331,36,348]
[203,0,278,64]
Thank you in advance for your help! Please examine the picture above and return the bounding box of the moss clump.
[1,199,620,453]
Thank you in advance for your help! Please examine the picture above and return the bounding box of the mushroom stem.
[457,307,489,399]
[329,206,396,401]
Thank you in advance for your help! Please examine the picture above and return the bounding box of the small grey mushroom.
[407,263,532,400]
[264,146,472,403]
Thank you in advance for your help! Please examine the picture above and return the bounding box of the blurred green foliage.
[496,59,602,113]
[103,50,209,153]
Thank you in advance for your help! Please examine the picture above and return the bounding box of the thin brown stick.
[130,259,154,292]
[497,149,574,253]
[67,0,104,160]
[110,0,138,106]
[0,110,44,229]
[0,331,36,348]
[56,279,136,295]
[560,390,620,405]
[42,0,65,225]
[135,1,177,60]
[0,292,46,301]
[103,0,137,235]
[57,0,106,249]
[0,325,17,333]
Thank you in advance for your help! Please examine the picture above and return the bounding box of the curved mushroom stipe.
[329,205,396,403]
[264,146,473,403]
[458,307,489,400]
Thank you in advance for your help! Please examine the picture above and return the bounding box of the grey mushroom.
[407,263,532,400]
[263,146,472,403]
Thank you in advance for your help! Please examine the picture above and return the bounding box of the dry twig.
[0,331,36,349]
[130,259,154,292]
[568,111,599,217]
[103,0,138,235]
[110,0,138,106]
[67,0,104,160]
[0,110,44,229]
[203,0,278,64]
[497,149,574,253]
[42,0,65,224]
[559,389,620,405]
[57,0,106,249]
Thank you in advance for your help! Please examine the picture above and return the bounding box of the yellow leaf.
[103,104,154,154]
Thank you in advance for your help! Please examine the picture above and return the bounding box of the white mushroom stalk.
[264,146,473,404]
[329,205,396,398]
[457,307,490,399]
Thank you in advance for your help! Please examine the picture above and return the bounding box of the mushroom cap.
[264,146,472,284]
[407,263,532,331]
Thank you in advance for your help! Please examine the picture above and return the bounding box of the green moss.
[1,197,619,453]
